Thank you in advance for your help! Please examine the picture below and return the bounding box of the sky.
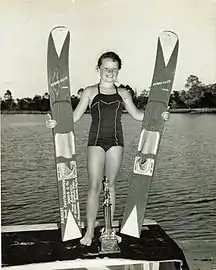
[0,0,216,99]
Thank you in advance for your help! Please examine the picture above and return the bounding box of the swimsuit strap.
[97,83,100,94]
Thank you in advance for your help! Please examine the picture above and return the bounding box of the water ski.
[121,31,179,238]
[47,26,81,241]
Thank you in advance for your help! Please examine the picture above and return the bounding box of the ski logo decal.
[60,174,80,221]
[55,132,76,158]
[133,157,154,176]
[50,69,70,100]
[152,79,171,86]
[152,80,171,92]
[50,75,68,88]
[57,161,77,181]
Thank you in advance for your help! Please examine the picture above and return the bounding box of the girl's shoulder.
[84,84,98,103]
[117,87,131,101]
[82,84,98,98]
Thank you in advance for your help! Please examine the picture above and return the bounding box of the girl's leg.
[105,146,124,224]
[80,146,105,246]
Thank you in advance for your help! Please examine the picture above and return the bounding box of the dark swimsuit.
[88,84,124,152]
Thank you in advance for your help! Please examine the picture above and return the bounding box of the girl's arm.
[121,89,170,122]
[122,90,144,121]
[73,88,90,123]
[46,87,90,128]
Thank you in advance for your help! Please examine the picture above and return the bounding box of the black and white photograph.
[1,0,216,269]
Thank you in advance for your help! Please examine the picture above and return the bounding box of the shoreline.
[169,108,216,113]
[1,108,216,115]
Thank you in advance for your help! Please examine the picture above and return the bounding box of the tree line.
[1,75,216,112]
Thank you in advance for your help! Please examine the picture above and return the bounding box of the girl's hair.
[97,51,122,70]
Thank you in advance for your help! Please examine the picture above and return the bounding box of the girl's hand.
[161,107,170,121]
[46,113,57,129]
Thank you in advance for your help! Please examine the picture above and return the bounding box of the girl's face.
[99,58,119,84]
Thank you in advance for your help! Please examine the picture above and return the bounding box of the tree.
[183,75,204,108]
[33,95,42,110]
[43,92,49,99]
[2,90,16,110]
[185,75,202,89]
[199,83,216,108]
[4,90,12,100]
[169,90,186,108]
[16,98,31,111]
[42,92,50,111]
[136,95,148,109]
[32,94,50,111]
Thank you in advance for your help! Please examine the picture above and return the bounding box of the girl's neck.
[99,80,115,89]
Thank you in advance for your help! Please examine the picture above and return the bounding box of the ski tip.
[51,26,67,32]
[159,31,179,66]
[120,205,141,238]
[161,30,178,39]
[48,26,70,57]
[120,227,140,238]
[62,211,82,241]
[50,26,69,39]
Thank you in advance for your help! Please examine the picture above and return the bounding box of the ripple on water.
[1,114,216,243]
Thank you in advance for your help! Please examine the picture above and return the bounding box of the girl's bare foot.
[80,231,94,246]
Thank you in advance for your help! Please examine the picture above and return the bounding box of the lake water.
[1,113,216,269]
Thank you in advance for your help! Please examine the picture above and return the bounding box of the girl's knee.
[89,180,102,194]
[108,181,116,192]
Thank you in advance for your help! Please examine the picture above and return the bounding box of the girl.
[47,51,169,246]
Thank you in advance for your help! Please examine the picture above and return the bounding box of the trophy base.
[99,235,120,254]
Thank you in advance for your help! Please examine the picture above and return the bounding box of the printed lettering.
[50,76,68,87]
[153,79,171,86]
